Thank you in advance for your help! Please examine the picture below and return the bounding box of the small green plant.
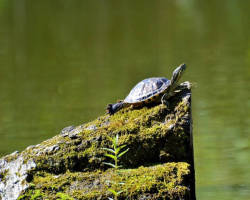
[107,190,122,200]
[56,192,74,200]
[107,182,125,200]
[103,134,129,200]
[103,134,129,169]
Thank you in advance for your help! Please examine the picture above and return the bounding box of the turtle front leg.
[161,93,169,108]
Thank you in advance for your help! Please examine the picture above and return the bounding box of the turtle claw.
[106,104,114,115]
[161,94,169,108]
[161,93,167,104]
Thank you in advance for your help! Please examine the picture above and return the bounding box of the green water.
[0,1,250,199]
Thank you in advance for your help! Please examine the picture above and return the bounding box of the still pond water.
[0,1,250,199]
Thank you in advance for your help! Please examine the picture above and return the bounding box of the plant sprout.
[102,134,129,200]
[103,134,129,169]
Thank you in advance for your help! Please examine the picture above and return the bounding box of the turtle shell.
[124,77,171,103]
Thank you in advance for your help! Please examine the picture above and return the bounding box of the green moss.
[19,162,190,200]
[109,162,190,199]
[17,189,43,200]
[56,192,74,200]
[17,188,74,200]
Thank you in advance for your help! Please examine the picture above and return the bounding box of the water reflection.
[0,0,249,199]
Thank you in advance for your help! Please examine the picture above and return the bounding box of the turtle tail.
[106,101,124,115]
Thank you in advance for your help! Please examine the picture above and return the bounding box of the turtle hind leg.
[106,102,124,115]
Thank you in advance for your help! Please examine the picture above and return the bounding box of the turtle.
[106,63,186,115]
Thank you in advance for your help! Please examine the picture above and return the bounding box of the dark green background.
[0,1,250,199]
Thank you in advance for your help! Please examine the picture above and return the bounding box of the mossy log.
[0,81,195,200]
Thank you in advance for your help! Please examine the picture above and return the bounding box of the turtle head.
[171,63,186,85]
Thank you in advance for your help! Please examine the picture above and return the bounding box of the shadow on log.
[0,81,195,200]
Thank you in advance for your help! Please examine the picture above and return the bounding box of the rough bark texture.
[0,81,195,200]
